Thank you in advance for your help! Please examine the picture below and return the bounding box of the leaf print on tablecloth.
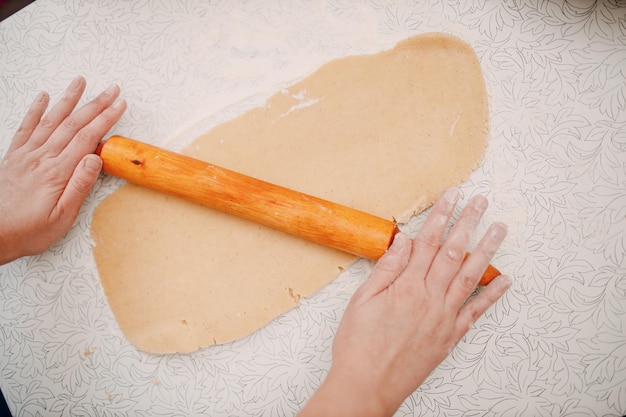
[544,0,624,40]
[543,62,580,106]
[460,2,521,40]
[380,4,422,32]
[494,73,550,150]
[550,352,587,397]
[576,186,626,266]
[554,398,597,416]
[46,345,99,392]
[580,82,626,121]
[519,9,548,36]
[408,378,461,415]
[543,209,582,250]
[535,106,590,145]
[578,330,626,413]
[516,33,573,70]
[519,172,576,223]
[92,384,140,417]
[514,237,553,295]
[456,325,521,389]
[32,265,98,323]
[477,359,554,417]
[591,266,626,333]
[588,383,626,417]
[567,120,626,185]
[551,280,604,326]
[522,320,579,358]
[8,380,54,416]
[149,378,211,417]
[572,42,626,120]
[527,294,555,322]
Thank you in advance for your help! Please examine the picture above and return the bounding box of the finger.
[357,233,412,299]
[403,187,460,282]
[58,96,126,166]
[45,83,122,155]
[51,154,102,227]
[426,195,488,295]
[446,222,507,309]
[451,274,512,344]
[27,76,86,149]
[8,91,50,152]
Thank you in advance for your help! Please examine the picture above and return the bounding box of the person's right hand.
[0,76,126,264]
[300,188,511,417]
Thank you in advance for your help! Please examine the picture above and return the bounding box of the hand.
[0,77,126,264]
[300,188,511,417]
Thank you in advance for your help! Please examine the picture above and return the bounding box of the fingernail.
[494,275,512,290]
[104,83,118,95]
[385,233,411,259]
[489,222,508,241]
[472,195,488,211]
[35,91,48,103]
[111,97,125,109]
[443,187,460,204]
[388,233,410,253]
[383,233,412,267]
[84,156,103,174]
[70,76,83,90]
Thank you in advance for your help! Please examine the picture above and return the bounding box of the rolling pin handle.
[95,141,105,156]
[385,225,501,286]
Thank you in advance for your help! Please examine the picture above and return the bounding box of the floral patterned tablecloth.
[1,1,625,416]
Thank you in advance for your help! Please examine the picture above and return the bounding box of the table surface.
[1,1,625,416]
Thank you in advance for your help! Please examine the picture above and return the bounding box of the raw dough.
[92,33,488,354]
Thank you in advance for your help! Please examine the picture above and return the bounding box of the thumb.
[56,154,102,224]
[358,233,412,298]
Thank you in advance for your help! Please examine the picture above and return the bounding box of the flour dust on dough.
[91,33,489,354]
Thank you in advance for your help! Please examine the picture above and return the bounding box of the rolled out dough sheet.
[92,33,489,354]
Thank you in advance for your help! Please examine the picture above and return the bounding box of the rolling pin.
[96,135,500,285]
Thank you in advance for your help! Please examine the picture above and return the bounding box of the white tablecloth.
[1,1,625,415]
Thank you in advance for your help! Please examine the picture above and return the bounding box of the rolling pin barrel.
[96,135,500,285]
[96,135,398,260]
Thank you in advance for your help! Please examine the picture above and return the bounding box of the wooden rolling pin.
[96,135,500,285]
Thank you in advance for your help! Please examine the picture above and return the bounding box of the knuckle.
[40,159,71,184]
[16,122,29,134]
[98,109,116,127]
[458,271,478,292]
[74,129,93,145]
[416,229,441,249]
[463,302,482,324]
[62,115,80,131]
[42,166,62,184]
[29,158,41,171]
[476,244,496,261]
[373,259,398,276]
[39,116,55,129]
[72,174,92,195]
[444,247,464,262]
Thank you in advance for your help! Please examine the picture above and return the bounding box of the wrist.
[0,221,22,265]
[299,367,396,417]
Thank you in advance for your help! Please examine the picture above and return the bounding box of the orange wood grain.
[96,135,500,284]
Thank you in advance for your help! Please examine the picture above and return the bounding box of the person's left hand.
[0,76,126,264]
